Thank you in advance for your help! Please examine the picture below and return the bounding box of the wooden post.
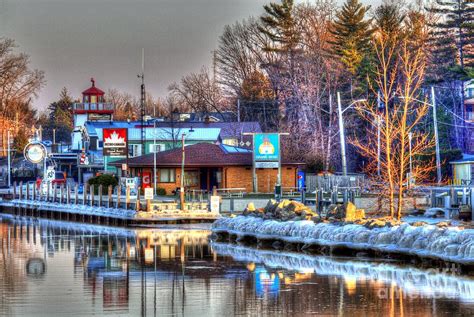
[74,184,78,205]
[90,185,95,207]
[136,187,141,211]
[13,181,17,199]
[32,183,36,201]
[108,185,112,208]
[83,184,87,205]
[67,185,71,205]
[126,186,130,210]
[99,185,103,207]
[19,181,23,200]
[59,185,63,204]
[53,185,57,203]
[117,186,121,209]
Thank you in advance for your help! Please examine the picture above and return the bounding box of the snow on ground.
[211,242,474,303]
[212,216,474,265]
[8,199,136,219]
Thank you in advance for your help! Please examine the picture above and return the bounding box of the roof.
[110,143,303,167]
[84,122,222,142]
[82,78,105,96]
[450,158,474,165]
[84,120,261,142]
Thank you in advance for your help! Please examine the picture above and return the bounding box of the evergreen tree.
[330,0,373,75]
[44,88,74,143]
[373,2,405,40]
[429,0,474,77]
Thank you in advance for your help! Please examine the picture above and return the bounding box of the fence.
[306,174,366,192]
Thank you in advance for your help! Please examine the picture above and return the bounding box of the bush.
[88,174,118,194]
[156,187,166,195]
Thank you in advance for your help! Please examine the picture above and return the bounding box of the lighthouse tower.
[71,78,114,151]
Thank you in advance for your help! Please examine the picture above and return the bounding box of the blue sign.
[254,133,279,162]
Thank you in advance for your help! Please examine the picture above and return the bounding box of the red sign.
[142,171,151,188]
[103,128,128,157]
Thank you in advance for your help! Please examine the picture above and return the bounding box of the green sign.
[254,133,279,162]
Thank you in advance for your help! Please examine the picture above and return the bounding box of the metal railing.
[73,103,114,112]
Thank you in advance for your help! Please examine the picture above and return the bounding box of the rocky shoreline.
[212,200,474,270]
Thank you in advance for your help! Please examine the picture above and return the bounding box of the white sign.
[121,163,127,171]
[24,142,46,164]
[210,196,220,213]
[255,161,279,169]
[144,187,154,200]
[46,167,55,181]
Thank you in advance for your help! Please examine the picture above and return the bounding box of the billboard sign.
[103,128,127,157]
[254,133,279,162]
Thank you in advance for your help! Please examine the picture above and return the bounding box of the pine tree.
[373,2,405,40]
[429,0,474,76]
[330,0,373,74]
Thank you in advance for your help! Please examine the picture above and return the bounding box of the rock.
[411,221,428,227]
[246,202,256,212]
[424,208,446,218]
[436,221,451,228]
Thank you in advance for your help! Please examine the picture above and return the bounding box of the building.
[110,143,303,194]
[68,79,262,181]
[450,158,474,185]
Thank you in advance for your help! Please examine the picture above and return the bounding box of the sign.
[142,171,151,188]
[46,167,55,181]
[255,162,279,169]
[103,128,128,157]
[144,187,154,200]
[24,142,46,164]
[121,163,127,171]
[254,133,279,162]
[210,196,220,213]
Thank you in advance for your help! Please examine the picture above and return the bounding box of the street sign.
[254,133,279,162]
[255,162,279,168]
[144,187,154,200]
[24,142,46,164]
[103,128,128,157]
[210,196,220,213]
[46,167,55,181]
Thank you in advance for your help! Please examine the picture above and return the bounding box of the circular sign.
[24,142,46,164]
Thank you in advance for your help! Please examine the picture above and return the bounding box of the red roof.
[111,143,303,168]
[82,78,105,96]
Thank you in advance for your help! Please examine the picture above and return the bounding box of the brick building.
[111,143,303,194]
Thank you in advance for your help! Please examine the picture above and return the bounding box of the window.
[223,138,239,146]
[97,140,103,149]
[184,170,199,187]
[159,168,176,183]
[128,144,142,158]
[149,143,165,153]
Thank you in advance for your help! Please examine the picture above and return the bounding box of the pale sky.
[0,0,378,111]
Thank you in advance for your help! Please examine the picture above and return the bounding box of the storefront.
[110,143,303,194]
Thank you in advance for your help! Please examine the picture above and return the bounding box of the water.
[1,215,474,317]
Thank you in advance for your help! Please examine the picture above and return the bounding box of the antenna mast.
[138,48,146,156]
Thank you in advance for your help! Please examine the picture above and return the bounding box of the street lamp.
[337,92,367,176]
[180,127,194,211]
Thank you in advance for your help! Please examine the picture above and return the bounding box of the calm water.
[1,215,474,317]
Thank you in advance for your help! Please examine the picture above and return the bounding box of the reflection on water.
[1,215,473,317]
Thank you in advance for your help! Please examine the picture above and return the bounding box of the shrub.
[88,174,118,194]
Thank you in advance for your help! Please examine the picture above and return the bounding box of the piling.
[126,186,130,210]
[117,186,121,209]
[108,185,112,208]
[136,187,141,211]
[90,185,94,207]
[98,185,103,207]
[83,184,87,206]
[19,182,23,200]
[13,181,17,199]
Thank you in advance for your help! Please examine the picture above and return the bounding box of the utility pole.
[180,133,186,210]
[7,129,11,188]
[237,99,241,123]
[139,48,146,157]
[432,86,442,184]
[337,92,348,176]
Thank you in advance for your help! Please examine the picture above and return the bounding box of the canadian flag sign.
[103,128,128,157]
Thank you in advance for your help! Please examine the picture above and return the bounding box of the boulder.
[424,208,446,218]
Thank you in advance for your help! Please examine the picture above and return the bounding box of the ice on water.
[213,216,474,264]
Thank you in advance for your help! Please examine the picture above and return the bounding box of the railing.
[216,188,246,198]
[73,103,114,112]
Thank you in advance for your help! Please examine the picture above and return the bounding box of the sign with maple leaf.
[103,128,128,157]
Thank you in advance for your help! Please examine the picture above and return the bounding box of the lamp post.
[180,127,194,211]
[336,92,367,176]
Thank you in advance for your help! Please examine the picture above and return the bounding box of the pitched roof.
[110,143,303,167]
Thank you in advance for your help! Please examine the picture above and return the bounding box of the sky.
[0,0,378,111]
